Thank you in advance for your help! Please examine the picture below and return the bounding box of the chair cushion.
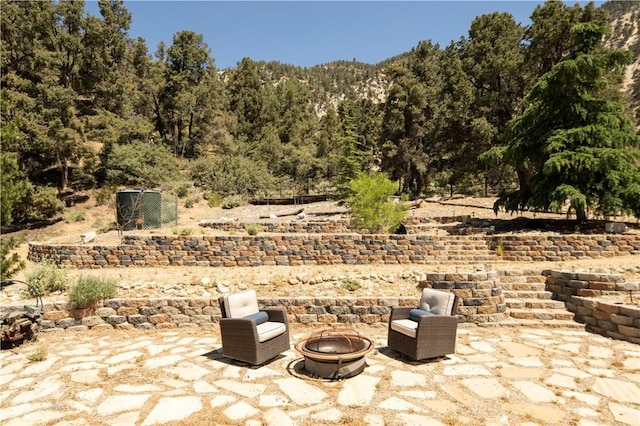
[223,290,259,319]
[420,289,456,315]
[409,308,434,321]
[244,311,269,325]
[256,321,287,342]
[390,319,418,338]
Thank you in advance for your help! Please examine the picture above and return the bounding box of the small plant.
[26,345,48,362]
[221,195,243,209]
[184,195,200,208]
[172,183,190,199]
[495,237,504,256]
[1,236,25,281]
[68,275,118,307]
[172,227,193,236]
[343,172,408,233]
[94,186,116,206]
[207,192,223,207]
[244,223,263,236]
[98,221,117,234]
[343,278,361,292]
[25,258,67,299]
[64,210,85,223]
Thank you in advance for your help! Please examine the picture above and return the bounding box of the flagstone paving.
[1,324,639,425]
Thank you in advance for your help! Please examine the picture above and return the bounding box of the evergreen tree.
[496,23,640,222]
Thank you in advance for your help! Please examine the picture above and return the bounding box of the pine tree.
[496,23,640,222]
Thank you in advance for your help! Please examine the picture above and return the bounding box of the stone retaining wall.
[499,234,640,261]
[28,234,497,267]
[544,270,639,300]
[3,272,506,331]
[417,271,506,323]
[29,297,397,333]
[544,270,640,344]
[28,234,640,268]
[565,297,640,344]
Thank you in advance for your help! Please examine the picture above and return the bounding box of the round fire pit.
[295,328,375,379]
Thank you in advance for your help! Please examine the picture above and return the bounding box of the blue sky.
[86,1,604,69]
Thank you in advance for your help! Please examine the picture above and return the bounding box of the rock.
[605,222,627,234]
[201,277,211,286]
[81,231,97,243]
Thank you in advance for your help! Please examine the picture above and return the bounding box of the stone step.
[502,290,553,299]
[495,318,584,329]
[508,308,575,321]
[505,298,566,309]
[499,275,547,283]
[501,282,547,291]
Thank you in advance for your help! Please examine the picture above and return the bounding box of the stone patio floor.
[1,324,639,426]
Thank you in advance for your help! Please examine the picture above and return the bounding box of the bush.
[173,183,190,198]
[172,227,193,236]
[345,172,409,233]
[68,275,118,307]
[16,186,65,223]
[0,153,30,231]
[24,259,67,299]
[244,223,263,235]
[206,192,223,207]
[26,345,48,362]
[104,141,179,187]
[188,156,276,197]
[343,278,361,292]
[94,186,116,206]
[65,210,85,223]
[184,194,200,208]
[222,195,243,209]
[0,236,25,281]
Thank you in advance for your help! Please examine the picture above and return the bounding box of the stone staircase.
[498,270,583,328]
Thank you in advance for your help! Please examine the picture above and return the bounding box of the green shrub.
[244,223,263,235]
[184,195,200,208]
[24,259,67,299]
[104,142,179,187]
[188,156,276,197]
[345,172,409,233]
[173,183,190,198]
[1,153,30,231]
[68,275,118,307]
[172,227,193,236]
[94,186,116,206]
[0,236,25,281]
[343,278,361,292]
[15,186,65,223]
[65,210,86,223]
[222,195,243,209]
[98,221,117,234]
[26,345,48,362]
[206,192,223,207]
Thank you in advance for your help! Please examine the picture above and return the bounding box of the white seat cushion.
[390,319,418,338]
[223,290,259,318]
[420,289,455,315]
[256,321,286,342]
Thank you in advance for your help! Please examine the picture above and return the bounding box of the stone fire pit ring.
[294,328,376,379]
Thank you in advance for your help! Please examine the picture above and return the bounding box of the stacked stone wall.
[499,234,639,261]
[544,270,640,344]
[417,271,506,324]
[28,234,497,267]
[28,234,639,268]
[566,298,640,344]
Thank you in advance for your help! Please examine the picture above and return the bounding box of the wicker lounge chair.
[219,289,290,365]
[387,288,459,361]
